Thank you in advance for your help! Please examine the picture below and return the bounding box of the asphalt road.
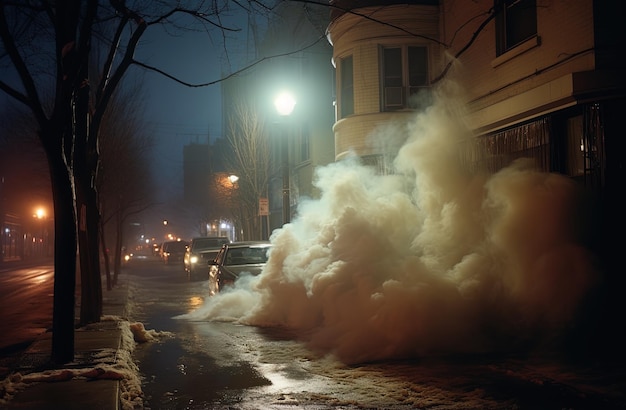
[0,262,54,355]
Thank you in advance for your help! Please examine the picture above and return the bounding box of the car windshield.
[193,238,229,251]
[225,246,270,265]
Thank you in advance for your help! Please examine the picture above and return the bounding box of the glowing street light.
[34,207,46,219]
[32,207,47,258]
[274,91,296,224]
[274,91,296,116]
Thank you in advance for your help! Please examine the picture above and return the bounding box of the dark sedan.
[161,240,188,265]
[208,241,272,295]
[184,236,230,277]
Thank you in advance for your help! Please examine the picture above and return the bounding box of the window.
[566,115,585,177]
[564,105,603,184]
[381,46,429,111]
[339,56,354,117]
[495,0,537,56]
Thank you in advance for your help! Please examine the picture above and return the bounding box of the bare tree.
[0,2,89,363]
[226,99,270,240]
[97,82,154,291]
[0,0,272,364]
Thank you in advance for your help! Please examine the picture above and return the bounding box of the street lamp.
[33,207,46,258]
[227,174,239,241]
[274,91,296,224]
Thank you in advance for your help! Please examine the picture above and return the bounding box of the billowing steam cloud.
[180,85,600,364]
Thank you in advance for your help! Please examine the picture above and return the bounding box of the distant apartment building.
[181,140,236,237]
[183,142,211,208]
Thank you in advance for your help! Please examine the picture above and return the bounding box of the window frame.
[495,0,538,56]
[338,55,354,118]
[380,44,430,112]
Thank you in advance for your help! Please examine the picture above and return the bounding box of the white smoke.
[181,85,600,364]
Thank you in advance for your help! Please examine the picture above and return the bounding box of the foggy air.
[179,86,601,365]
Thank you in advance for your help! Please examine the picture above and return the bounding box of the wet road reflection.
[134,336,271,408]
[0,264,54,353]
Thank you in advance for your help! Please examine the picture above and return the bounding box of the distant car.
[184,236,231,277]
[158,243,166,260]
[208,241,272,295]
[161,240,188,265]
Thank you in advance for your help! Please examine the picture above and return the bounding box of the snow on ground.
[0,315,170,410]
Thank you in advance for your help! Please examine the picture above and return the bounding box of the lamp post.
[274,91,296,225]
[227,174,239,241]
[33,207,46,258]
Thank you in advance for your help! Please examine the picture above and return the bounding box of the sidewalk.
[0,277,138,410]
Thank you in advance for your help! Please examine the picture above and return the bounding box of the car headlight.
[190,255,198,264]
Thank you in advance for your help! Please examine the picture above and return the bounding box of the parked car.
[161,240,188,265]
[208,241,272,295]
[184,236,231,277]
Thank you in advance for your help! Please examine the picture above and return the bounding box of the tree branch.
[0,5,47,122]
[292,0,446,46]
[431,6,496,84]
[131,33,327,87]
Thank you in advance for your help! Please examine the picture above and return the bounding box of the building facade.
[328,0,441,170]
[327,0,626,348]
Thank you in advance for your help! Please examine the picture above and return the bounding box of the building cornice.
[468,70,626,135]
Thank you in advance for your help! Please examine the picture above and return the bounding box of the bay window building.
[328,0,441,172]
[327,0,626,351]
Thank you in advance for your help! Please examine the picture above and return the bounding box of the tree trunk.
[77,194,103,323]
[41,127,77,365]
[74,64,103,325]
[100,212,113,291]
[113,200,123,286]
[75,174,103,323]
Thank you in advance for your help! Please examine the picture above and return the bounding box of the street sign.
[259,197,269,216]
